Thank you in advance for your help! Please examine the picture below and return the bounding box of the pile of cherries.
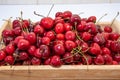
[0,11,120,67]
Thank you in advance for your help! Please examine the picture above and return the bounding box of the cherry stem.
[96,13,107,24]
[110,12,119,27]
[34,11,45,17]
[47,4,54,17]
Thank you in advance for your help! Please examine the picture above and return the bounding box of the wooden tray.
[0,19,120,80]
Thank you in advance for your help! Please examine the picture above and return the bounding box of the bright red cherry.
[17,39,30,50]
[0,50,6,61]
[65,31,75,41]
[63,52,73,63]
[4,56,14,65]
[94,55,104,65]
[64,23,72,32]
[5,44,15,55]
[54,44,65,55]
[55,23,64,34]
[87,16,96,23]
[82,32,91,42]
[34,25,44,35]
[41,37,50,45]
[45,31,55,41]
[19,52,28,60]
[31,57,41,65]
[65,40,76,51]
[56,33,65,40]
[50,55,62,67]
[63,11,72,19]
[40,17,54,29]
[28,45,36,56]
[104,26,112,33]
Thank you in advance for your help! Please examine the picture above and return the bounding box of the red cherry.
[0,50,6,61]
[40,17,54,29]
[14,36,24,45]
[28,45,36,56]
[82,55,92,65]
[102,47,111,55]
[65,40,76,51]
[81,42,89,52]
[104,26,112,33]
[41,37,50,45]
[64,23,72,32]
[45,31,55,41]
[2,29,14,37]
[12,19,21,29]
[17,39,30,50]
[73,54,81,61]
[39,45,50,59]
[65,31,75,41]
[54,17,64,24]
[82,32,91,42]
[89,43,101,55]
[12,27,22,36]
[22,20,29,28]
[70,14,81,26]
[114,53,120,63]
[4,56,14,65]
[63,11,72,19]
[94,55,104,65]
[44,57,51,65]
[112,61,118,65]
[34,25,44,35]
[34,48,42,58]
[3,37,14,45]
[103,54,113,65]
[5,44,15,55]
[19,52,28,60]
[87,16,96,23]
[56,33,65,40]
[25,32,36,45]
[109,33,120,41]
[54,44,65,55]
[77,21,86,32]
[55,12,63,17]
[55,23,64,34]
[31,57,41,65]
[63,52,73,63]
[50,55,62,67]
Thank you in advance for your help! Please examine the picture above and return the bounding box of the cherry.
[81,42,89,52]
[17,39,30,50]
[93,33,105,45]
[103,54,113,65]
[82,32,91,42]
[25,32,36,45]
[50,55,62,67]
[39,45,50,59]
[77,21,86,32]
[70,14,81,26]
[19,52,28,60]
[36,36,42,47]
[105,40,112,48]
[89,43,101,55]
[56,33,65,40]
[73,53,81,61]
[102,47,111,55]
[87,16,96,23]
[40,17,54,29]
[28,45,36,56]
[55,12,63,17]
[110,41,120,52]
[63,11,72,19]
[55,23,64,34]
[12,19,21,29]
[112,61,118,65]
[5,44,15,55]
[114,53,120,63]
[54,17,64,24]
[65,40,76,51]
[4,55,14,65]
[34,25,44,35]
[44,57,51,65]
[84,22,97,34]
[109,33,119,41]
[0,50,6,61]
[63,52,73,63]
[45,31,55,41]
[3,37,14,45]
[41,37,50,45]
[82,55,92,65]
[14,36,24,45]
[54,44,65,55]
[23,60,31,65]
[31,57,41,65]
[12,27,22,36]
[34,48,42,58]
[94,55,104,65]
[64,23,72,32]
[2,29,14,37]
[65,31,75,41]
[22,20,29,28]
[104,26,112,33]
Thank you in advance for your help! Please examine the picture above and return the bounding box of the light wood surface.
[0,20,120,80]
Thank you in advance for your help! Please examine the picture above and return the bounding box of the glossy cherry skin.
[87,16,96,23]
[17,39,30,50]
[56,33,65,40]
[4,56,14,65]
[31,57,41,65]
[64,23,72,32]
[94,55,104,65]
[0,50,6,61]
[63,52,73,63]
[45,31,55,41]
[41,37,50,45]
[55,23,64,34]
[34,25,44,35]
[104,26,112,33]
[54,44,65,55]
[65,40,76,51]
[28,45,36,56]
[82,32,91,42]
[40,17,54,30]
[5,44,15,55]
[65,31,75,41]
[50,55,62,67]
[19,52,28,60]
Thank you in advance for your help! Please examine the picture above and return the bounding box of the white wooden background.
[0,0,120,4]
